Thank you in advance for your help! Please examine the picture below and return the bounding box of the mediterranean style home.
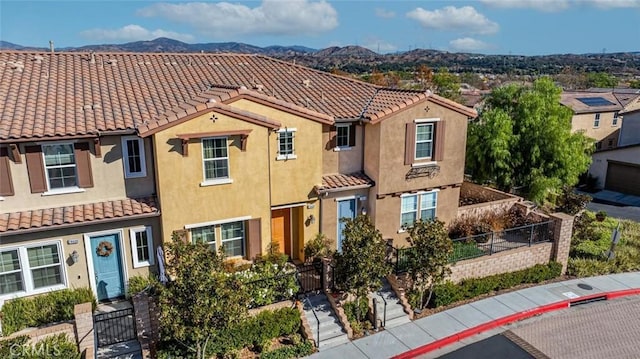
[560,91,624,151]
[0,51,475,303]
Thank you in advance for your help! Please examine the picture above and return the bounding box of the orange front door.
[271,208,291,256]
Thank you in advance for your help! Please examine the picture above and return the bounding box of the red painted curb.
[391,288,640,359]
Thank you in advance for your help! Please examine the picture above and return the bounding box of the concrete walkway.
[306,272,640,359]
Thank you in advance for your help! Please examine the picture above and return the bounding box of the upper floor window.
[122,137,146,178]
[130,227,154,268]
[612,112,619,126]
[400,191,437,228]
[594,113,600,128]
[277,128,297,160]
[405,120,446,165]
[42,143,77,190]
[202,138,230,184]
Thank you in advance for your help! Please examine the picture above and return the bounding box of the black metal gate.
[94,308,137,347]
[296,262,322,293]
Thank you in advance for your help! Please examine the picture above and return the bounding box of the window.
[121,137,146,178]
[613,112,619,126]
[594,113,600,128]
[191,226,216,249]
[336,125,350,148]
[415,123,434,159]
[0,242,65,298]
[221,222,245,257]
[42,143,77,190]
[0,250,23,295]
[202,138,230,182]
[608,139,614,148]
[277,129,297,160]
[130,227,154,268]
[400,191,438,228]
[189,221,246,257]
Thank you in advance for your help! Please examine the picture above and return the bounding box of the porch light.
[307,214,316,225]
[70,250,80,264]
[361,207,367,216]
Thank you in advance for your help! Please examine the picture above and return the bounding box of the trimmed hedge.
[1,288,97,336]
[261,340,315,359]
[432,262,562,308]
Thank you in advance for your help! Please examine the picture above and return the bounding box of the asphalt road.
[587,202,640,222]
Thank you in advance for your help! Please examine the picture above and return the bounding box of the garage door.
[605,161,640,196]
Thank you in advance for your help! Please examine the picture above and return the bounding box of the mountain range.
[2,38,639,76]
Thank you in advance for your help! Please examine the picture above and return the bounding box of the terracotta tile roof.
[0,52,473,141]
[560,91,623,114]
[317,172,375,193]
[0,197,159,234]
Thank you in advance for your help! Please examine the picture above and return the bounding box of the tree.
[406,220,452,310]
[466,77,593,204]
[415,64,433,90]
[586,72,618,88]
[333,215,390,320]
[630,80,640,89]
[432,68,461,102]
[159,236,250,358]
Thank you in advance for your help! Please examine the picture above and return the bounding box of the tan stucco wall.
[571,111,621,143]
[229,99,323,207]
[319,189,370,251]
[0,217,159,302]
[589,146,640,189]
[1,136,156,213]
[366,99,468,197]
[363,124,381,184]
[322,123,364,175]
[153,110,273,252]
[373,186,460,247]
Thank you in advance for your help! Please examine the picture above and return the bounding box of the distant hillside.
[2,37,638,76]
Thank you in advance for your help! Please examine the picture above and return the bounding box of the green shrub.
[304,233,333,260]
[431,262,562,308]
[1,288,96,336]
[260,340,314,359]
[342,297,369,323]
[0,334,79,359]
[126,274,162,298]
[237,259,300,308]
[450,241,485,262]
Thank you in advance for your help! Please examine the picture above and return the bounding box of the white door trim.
[83,229,128,301]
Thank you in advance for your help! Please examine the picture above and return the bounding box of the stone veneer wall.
[449,213,573,283]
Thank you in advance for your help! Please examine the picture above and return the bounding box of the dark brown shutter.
[404,123,416,165]
[349,123,357,147]
[25,145,47,193]
[329,126,337,148]
[246,218,262,260]
[434,121,446,162]
[74,142,94,188]
[0,147,14,196]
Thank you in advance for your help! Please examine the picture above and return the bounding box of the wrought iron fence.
[94,308,137,347]
[295,262,323,294]
[387,221,554,274]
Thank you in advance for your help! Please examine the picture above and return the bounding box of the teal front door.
[337,198,356,253]
[90,233,125,301]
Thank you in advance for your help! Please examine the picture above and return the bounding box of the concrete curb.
[391,288,640,359]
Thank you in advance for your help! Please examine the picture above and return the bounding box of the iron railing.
[387,221,554,274]
[93,308,137,347]
[296,273,320,346]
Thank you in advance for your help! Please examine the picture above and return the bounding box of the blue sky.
[1,0,639,55]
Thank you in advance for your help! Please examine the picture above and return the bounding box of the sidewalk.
[307,272,640,359]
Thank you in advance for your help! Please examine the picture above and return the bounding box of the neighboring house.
[617,93,640,146]
[0,51,476,303]
[588,144,640,196]
[560,91,624,151]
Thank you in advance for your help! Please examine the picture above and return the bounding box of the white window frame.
[41,142,82,194]
[335,124,351,149]
[187,217,250,259]
[594,113,601,128]
[130,227,154,268]
[612,112,619,126]
[201,137,233,186]
[121,136,147,178]
[0,241,67,301]
[399,191,438,231]
[415,123,434,160]
[221,221,245,258]
[277,128,297,160]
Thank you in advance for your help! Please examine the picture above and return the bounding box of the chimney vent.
[90,52,95,64]
[32,55,44,63]
[49,40,54,53]
[253,84,264,91]
[106,59,117,65]
[302,79,311,88]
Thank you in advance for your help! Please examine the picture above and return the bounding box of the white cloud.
[138,0,338,37]
[407,6,499,35]
[362,38,397,53]
[375,8,396,18]
[449,37,493,52]
[481,0,640,11]
[480,0,570,12]
[81,24,194,43]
